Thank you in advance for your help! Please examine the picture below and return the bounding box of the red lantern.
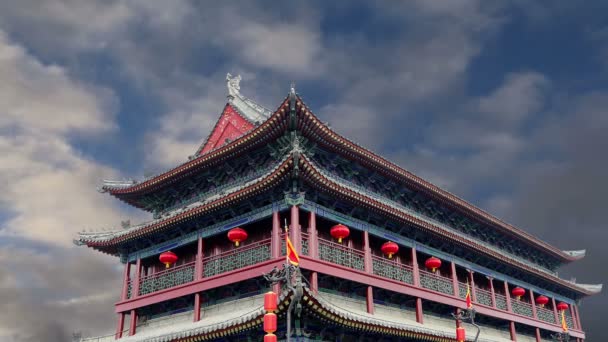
[264,291,277,312]
[264,334,277,342]
[381,241,399,259]
[511,287,525,300]
[330,224,350,243]
[535,295,549,307]
[425,256,442,273]
[264,313,277,333]
[159,251,178,268]
[456,327,466,342]
[227,227,248,247]
[557,302,569,311]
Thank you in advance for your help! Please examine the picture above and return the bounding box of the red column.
[551,297,559,324]
[569,303,578,330]
[290,205,301,253]
[120,262,130,300]
[363,231,372,274]
[411,247,420,287]
[455,308,461,328]
[194,294,202,322]
[366,286,374,314]
[535,327,541,342]
[489,277,496,308]
[450,261,459,297]
[529,289,538,319]
[509,321,517,341]
[133,258,142,298]
[469,270,477,303]
[504,281,513,312]
[415,298,423,324]
[194,236,203,322]
[115,313,125,339]
[271,210,281,294]
[308,211,318,259]
[310,271,318,294]
[129,310,137,336]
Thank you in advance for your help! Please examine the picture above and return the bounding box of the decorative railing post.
[450,261,459,297]
[504,281,513,312]
[530,289,538,320]
[488,277,496,308]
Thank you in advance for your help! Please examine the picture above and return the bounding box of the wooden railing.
[475,287,493,307]
[139,261,195,296]
[202,238,271,278]
[419,269,453,295]
[317,236,365,271]
[371,255,414,284]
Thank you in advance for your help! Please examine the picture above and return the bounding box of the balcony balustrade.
[564,309,574,329]
[139,261,195,296]
[202,238,271,278]
[317,236,365,271]
[419,269,453,295]
[371,255,414,284]
[511,299,534,317]
[494,293,508,311]
[537,306,557,324]
[475,287,493,307]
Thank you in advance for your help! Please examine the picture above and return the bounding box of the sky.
[0,1,606,341]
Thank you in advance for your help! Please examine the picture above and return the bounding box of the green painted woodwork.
[419,270,453,295]
[371,257,414,284]
[318,239,365,271]
[203,241,271,278]
[139,263,195,296]
[511,300,534,317]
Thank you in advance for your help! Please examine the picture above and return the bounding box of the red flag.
[285,221,299,266]
[286,235,299,266]
[465,282,472,308]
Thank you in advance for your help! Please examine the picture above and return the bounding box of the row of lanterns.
[511,286,570,310]
[263,291,278,342]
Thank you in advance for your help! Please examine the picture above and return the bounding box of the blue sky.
[0,1,606,340]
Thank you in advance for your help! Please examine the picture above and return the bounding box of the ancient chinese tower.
[77,75,601,342]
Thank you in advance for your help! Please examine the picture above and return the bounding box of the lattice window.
[420,271,454,295]
[372,257,414,284]
[203,242,270,278]
[495,294,508,311]
[318,239,365,271]
[138,263,195,296]
[511,300,533,317]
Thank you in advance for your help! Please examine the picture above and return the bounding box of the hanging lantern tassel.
[456,327,465,342]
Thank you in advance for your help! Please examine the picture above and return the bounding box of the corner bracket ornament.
[226,73,241,98]
[284,191,305,206]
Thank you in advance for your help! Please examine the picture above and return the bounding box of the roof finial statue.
[226,73,241,98]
